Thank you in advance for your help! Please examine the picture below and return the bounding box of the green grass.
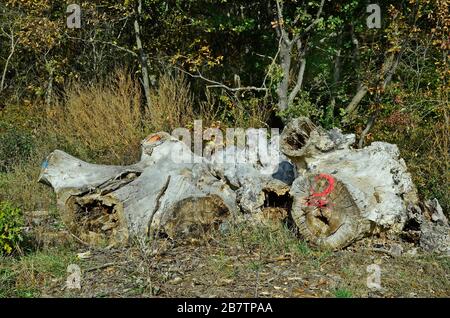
[0,247,77,297]
[224,222,315,259]
[334,288,353,298]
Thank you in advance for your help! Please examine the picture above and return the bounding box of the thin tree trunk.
[288,40,306,106]
[345,85,368,115]
[358,111,377,148]
[134,0,151,109]
[0,29,16,93]
[357,53,403,147]
[45,65,54,107]
[327,33,343,122]
[277,41,292,111]
[350,24,361,89]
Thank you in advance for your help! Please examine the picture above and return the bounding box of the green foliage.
[0,0,448,220]
[0,201,24,255]
[277,91,323,123]
[0,124,35,172]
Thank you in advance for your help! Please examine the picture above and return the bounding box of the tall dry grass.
[49,71,146,164]
[147,73,195,132]
[0,143,57,212]
[48,71,197,165]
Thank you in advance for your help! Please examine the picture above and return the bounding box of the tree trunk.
[0,28,16,93]
[344,85,368,116]
[277,41,292,112]
[327,32,342,122]
[39,133,239,246]
[39,119,447,252]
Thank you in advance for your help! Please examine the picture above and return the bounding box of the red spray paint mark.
[305,173,335,208]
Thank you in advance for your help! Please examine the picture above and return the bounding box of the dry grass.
[47,71,198,165]
[1,223,448,298]
[200,92,273,130]
[231,97,273,129]
[48,71,145,164]
[0,146,56,213]
[147,73,195,132]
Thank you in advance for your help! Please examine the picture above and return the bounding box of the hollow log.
[281,117,419,250]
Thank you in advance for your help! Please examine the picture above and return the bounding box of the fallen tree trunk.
[39,132,293,246]
[280,117,419,250]
[39,133,239,246]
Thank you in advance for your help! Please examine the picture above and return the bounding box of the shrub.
[0,201,24,255]
[277,91,323,123]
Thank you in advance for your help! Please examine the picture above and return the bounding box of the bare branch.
[175,67,267,93]
[66,35,138,57]
[262,36,283,89]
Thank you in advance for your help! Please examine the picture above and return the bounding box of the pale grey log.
[39,133,238,246]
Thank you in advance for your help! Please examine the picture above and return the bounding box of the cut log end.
[159,194,230,239]
[280,117,316,159]
[291,174,372,250]
[63,194,129,246]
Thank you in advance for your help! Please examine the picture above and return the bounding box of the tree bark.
[327,32,343,122]
[39,133,239,246]
[0,28,16,93]
[277,40,292,111]
[288,40,306,106]
[344,85,368,116]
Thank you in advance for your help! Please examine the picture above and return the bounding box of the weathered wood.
[405,203,450,255]
[39,133,238,246]
[209,131,294,221]
[281,118,419,249]
[39,131,295,246]
[40,117,445,252]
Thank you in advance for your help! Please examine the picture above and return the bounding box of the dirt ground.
[1,212,448,298]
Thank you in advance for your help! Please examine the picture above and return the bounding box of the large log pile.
[39,118,449,253]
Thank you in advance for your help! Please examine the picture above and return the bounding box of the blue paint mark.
[42,160,49,169]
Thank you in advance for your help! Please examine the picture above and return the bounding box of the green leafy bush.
[0,201,24,255]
